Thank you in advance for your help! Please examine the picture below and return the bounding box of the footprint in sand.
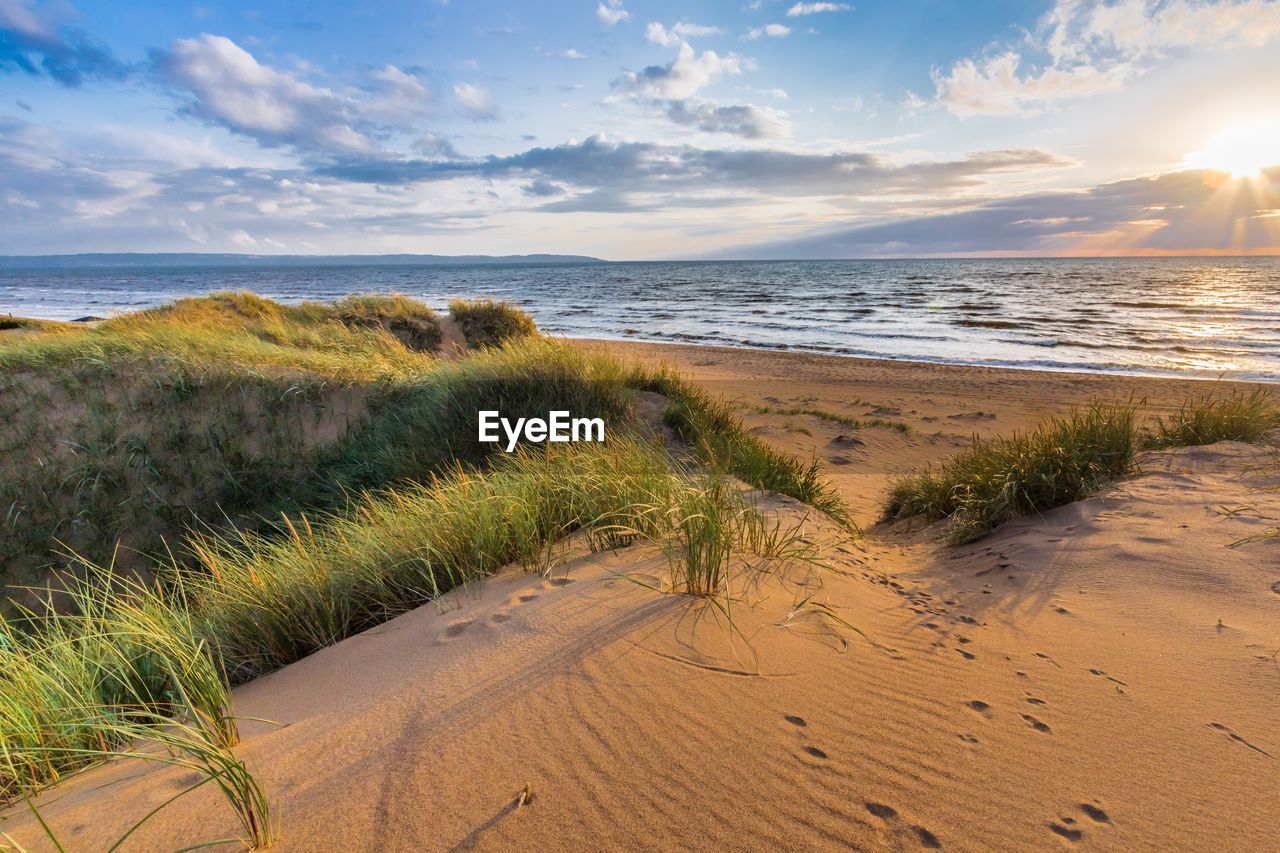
[1206,722,1273,758]
[442,620,473,639]
[491,613,512,624]
[865,802,897,819]
[955,648,976,660]
[1047,819,1083,844]
[508,592,540,606]
[864,802,942,849]
[1088,668,1128,687]
[1047,804,1111,845]
[543,576,575,588]
[1033,652,1063,668]
[1025,695,1047,706]
[1021,714,1052,734]
[966,700,992,716]
[802,745,828,760]
[784,714,807,727]
[1078,803,1111,824]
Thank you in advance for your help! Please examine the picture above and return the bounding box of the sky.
[1,0,1279,259]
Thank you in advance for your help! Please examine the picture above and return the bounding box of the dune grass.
[1,292,852,842]
[334,293,443,353]
[882,402,1139,543]
[0,303,632,596]
[1145,387,1277,448]
[883,387,1279,543]
[0,291,435,379]
[185,438,685,680]
[448,298,538,349]
[640,371,852,528]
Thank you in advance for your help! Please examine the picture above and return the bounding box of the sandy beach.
[5,340,1276,851]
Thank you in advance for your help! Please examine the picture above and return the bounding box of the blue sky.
[2,0,1279,258]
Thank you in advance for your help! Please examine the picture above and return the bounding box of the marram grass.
[882,388,1278,544]
[1145,387,1277,448]
[882,402,1139,543]
[0,290,851,846]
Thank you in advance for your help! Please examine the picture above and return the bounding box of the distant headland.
[0,253,605,268]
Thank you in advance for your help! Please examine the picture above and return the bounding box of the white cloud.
[646,21,724,47]
[453,81,497,120]
[786,2,850,16]
[154,34,374,153]
[745,23,792,40]
[613,42,751,100]
[937,0,1280,117]
[596,0,630,27]
[935,52,1131,116]
[365,64,433,120]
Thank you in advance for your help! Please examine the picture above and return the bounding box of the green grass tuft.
[1145,387,1278,448]
[335,292,443,353]
[882,402,1138,543]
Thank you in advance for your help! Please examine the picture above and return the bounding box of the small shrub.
[448,298,537,348]
[0,318,27,331]
[882,402,1138,543]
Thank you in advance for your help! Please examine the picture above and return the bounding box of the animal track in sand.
[784,714,807,727]
[966,700,992,716]
[1021,714,1052,734]
[955,648,976,660]
[1206,722,1273,757]
[802,745,828,760]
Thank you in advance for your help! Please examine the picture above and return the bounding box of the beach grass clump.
[448,298,538,349]
[882,402,1138,543]
[0,569,237,801]
[184,438,683,680]
[335,293,443,353]
[1145,388,1277,448]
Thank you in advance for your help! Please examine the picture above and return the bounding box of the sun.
[1183,118,1280,178]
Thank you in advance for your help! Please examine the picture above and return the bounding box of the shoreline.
[574,335,1277,389]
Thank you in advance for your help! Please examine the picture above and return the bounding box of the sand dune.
[5,345,1277,851]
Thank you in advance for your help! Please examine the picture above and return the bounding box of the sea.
[2,257,1277,381]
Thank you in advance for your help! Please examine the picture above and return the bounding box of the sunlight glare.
[1183,118,1280,178]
